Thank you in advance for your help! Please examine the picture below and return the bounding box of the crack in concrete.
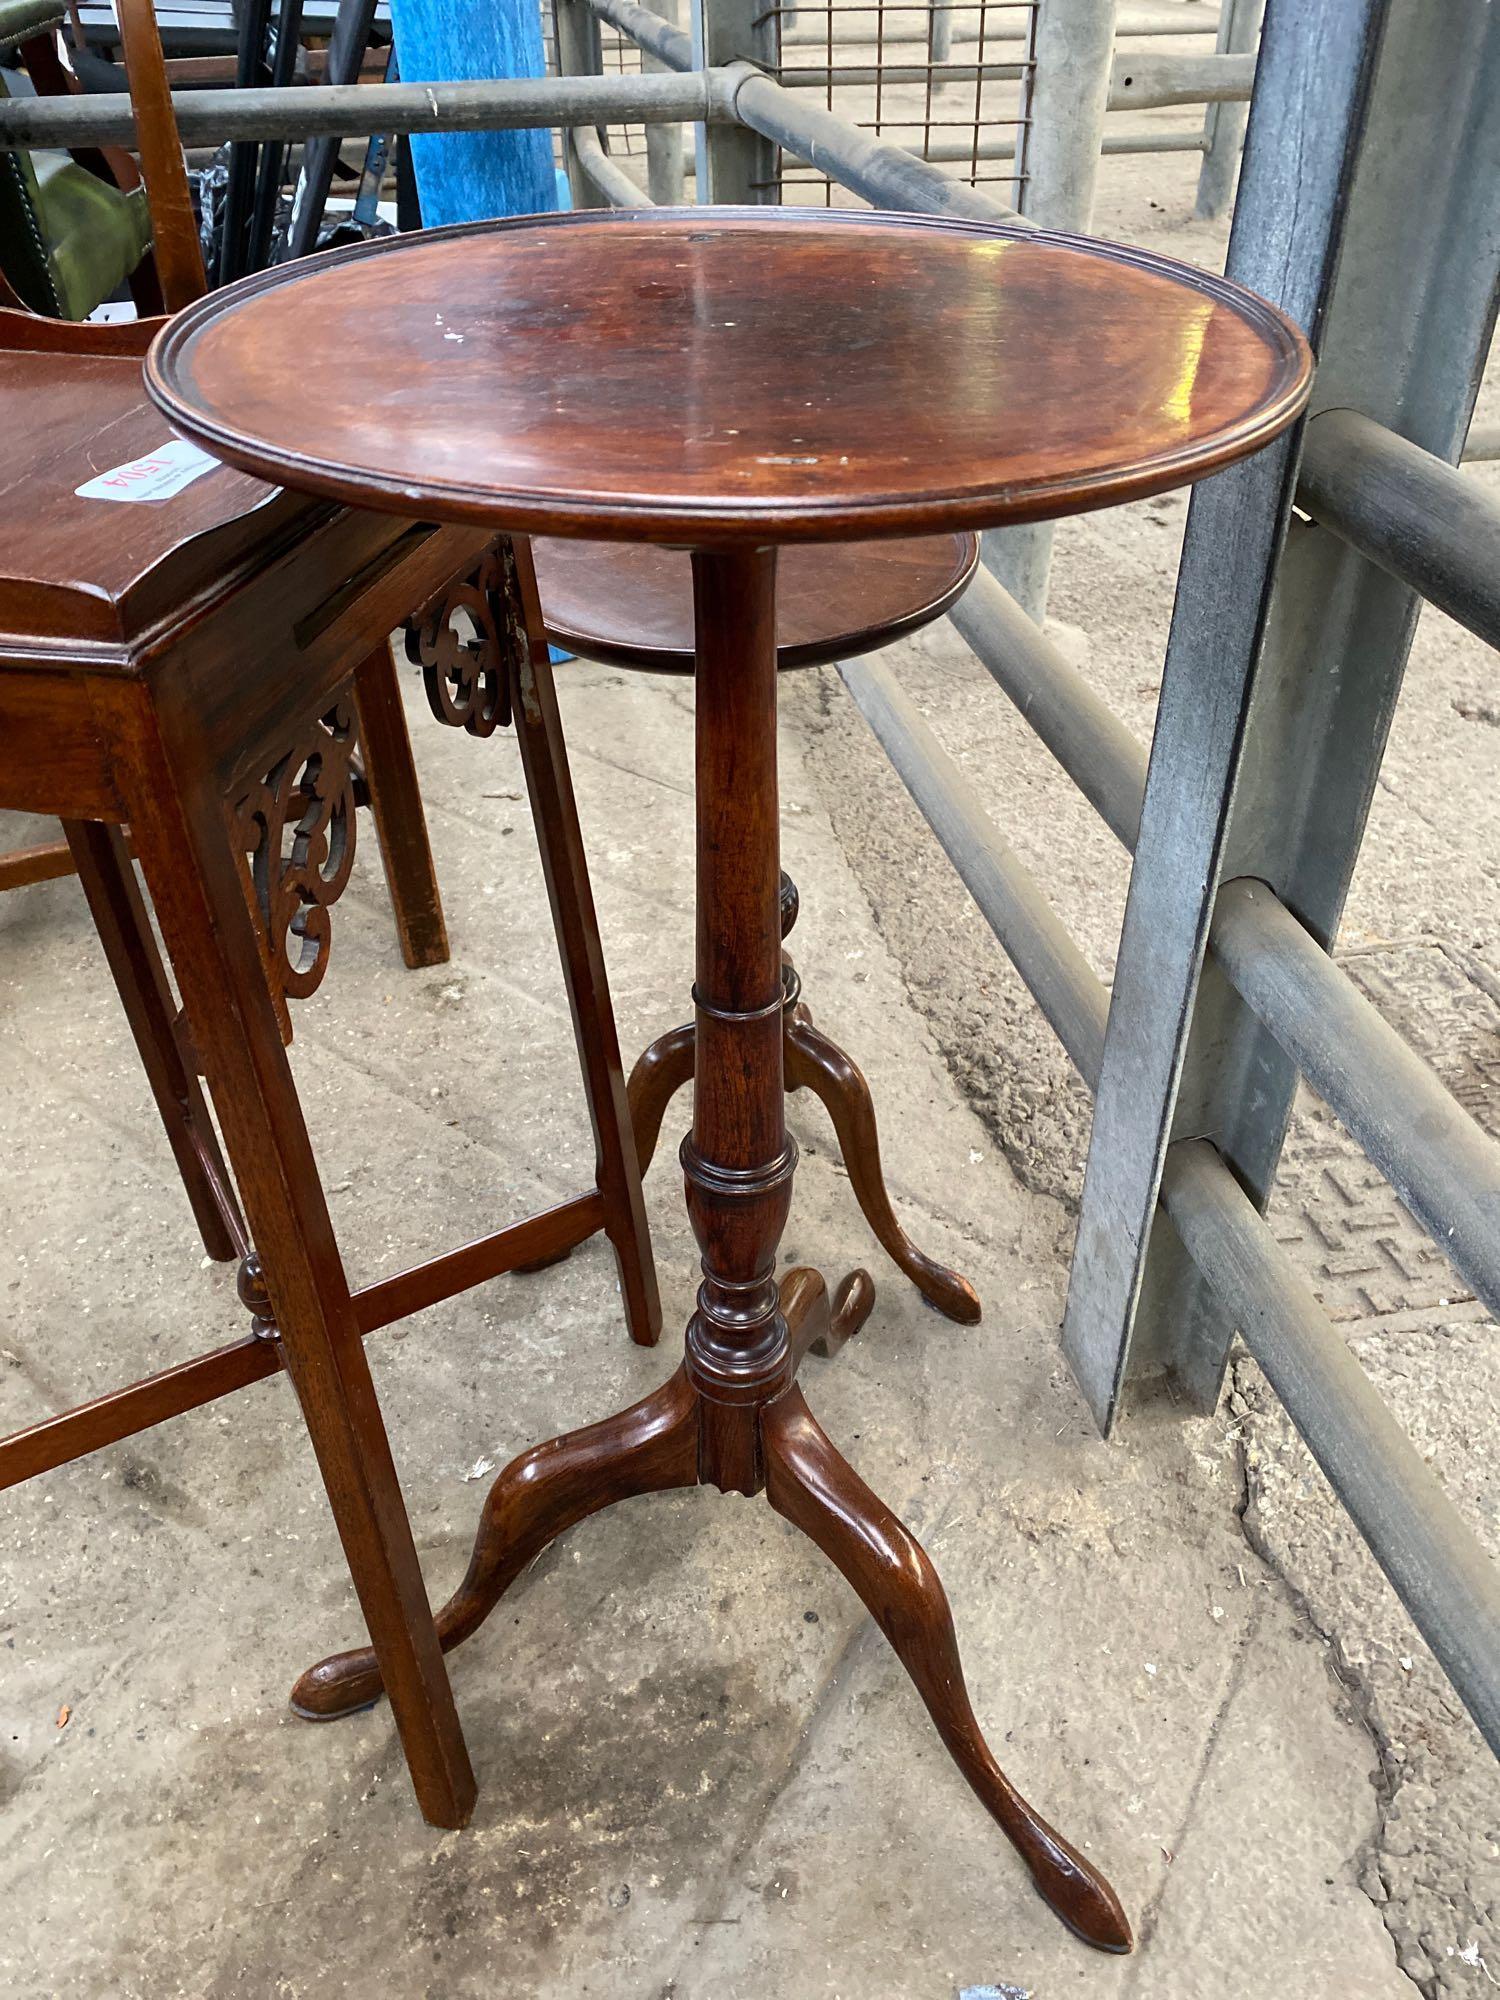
[1,1320,85,1421]
[567,739,696,802]
[651,1486,958,1997]
[1228,1356,1427,1999]
[1119,1592,1265,1980]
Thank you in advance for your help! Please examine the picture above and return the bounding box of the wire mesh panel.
[598,12,652,166]
[541,0,1036,206]
[538,0,564,169]
[762,0,1038,203]
[540,0,654,179]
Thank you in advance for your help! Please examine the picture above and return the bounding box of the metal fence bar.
[1021,0,1116,231]
[1061,0,1389,1433]
[1208,878,1500,1322]
[1108,1,1220,31]
[573,122,654,201]
[778,3,1222,46]
[1106,48,1253,110]
[1002,0,1115,619]
[1299,407,1500,653]
[588,0,697,69]
[556,0,610,207]
[0,69,722,146]
[691,0,777,199]
[947,565,1146,848]
[913,128,1207,163]
[643,0,688,201]
[775,58,1027,87]
[1160,1140,1500,1759]
[1195,0,1263,217]
[676,123,1207,179]
[838,654,1109,1083]
[1103,129,1208,155]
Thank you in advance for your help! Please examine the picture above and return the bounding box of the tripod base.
[290,1268,1131,1955]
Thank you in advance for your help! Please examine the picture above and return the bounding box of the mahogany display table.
[148,207,1312,1954]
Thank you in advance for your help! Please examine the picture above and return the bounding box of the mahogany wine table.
[147,208,1312,1953]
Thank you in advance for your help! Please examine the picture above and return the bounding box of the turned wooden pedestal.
[147,205,1313,1954]
[533,528,984,1322]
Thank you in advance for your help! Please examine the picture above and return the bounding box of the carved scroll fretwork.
[232,698,359,1007]
[406,542,524,738]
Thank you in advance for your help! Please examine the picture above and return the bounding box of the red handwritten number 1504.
[100,456,175,489]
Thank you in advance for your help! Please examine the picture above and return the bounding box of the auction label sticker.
[75,437,221,503]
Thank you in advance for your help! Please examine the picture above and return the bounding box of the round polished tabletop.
[147,208,1312,546]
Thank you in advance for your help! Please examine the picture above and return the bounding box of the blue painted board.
[389,0,559,224]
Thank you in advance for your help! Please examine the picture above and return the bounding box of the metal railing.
[747,0,1256,213]
[0,69,730,145]
[0,0,1259,222]
[5,0,1494,1762]
[1060,0,1500,1757]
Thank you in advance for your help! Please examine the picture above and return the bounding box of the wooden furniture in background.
[0,0,159,317]
[0,0,440,944]
[0,7,456,1425]
[534,529,986,1322]
[0,326,659,1831]
[0,0,454,1284]
[147,205,1314,1952]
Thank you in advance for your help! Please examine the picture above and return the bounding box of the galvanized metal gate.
[1062,0,1500,1751]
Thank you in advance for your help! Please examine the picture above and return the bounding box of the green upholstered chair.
[0,0,156,317]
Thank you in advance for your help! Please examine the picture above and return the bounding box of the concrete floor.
[3,112,1498,2000]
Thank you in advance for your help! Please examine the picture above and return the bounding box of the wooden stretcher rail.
[0,1191,606,1489]
[353,1191,604,1334]
[0,1335,279,1492]
[0,838,76,891]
